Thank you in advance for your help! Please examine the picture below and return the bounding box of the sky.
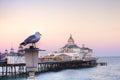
[0,0,120,56]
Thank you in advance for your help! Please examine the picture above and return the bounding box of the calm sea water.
[1,57,120,80]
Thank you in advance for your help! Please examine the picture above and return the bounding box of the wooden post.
[25,46,39,80]
[2,66,3,76]
[5,65,7,76]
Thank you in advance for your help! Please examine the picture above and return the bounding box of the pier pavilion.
[49,34,96,61]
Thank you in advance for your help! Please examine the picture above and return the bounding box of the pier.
[0,60,98,77]
[0,34,107,78]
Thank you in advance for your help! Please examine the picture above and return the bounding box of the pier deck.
[0,60,99,77]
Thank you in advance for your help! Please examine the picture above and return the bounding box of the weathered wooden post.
[25,46,39,80]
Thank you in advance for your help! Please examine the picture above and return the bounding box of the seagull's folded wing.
[24,35,36,43]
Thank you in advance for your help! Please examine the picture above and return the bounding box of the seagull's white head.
[35,32,41,35]
[35,32,41,38]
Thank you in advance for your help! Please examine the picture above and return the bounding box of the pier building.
[48,35,97,61]
[6,46,25,64]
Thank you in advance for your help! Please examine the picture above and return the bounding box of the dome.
[59,34,81,53]
[68,34,74,45]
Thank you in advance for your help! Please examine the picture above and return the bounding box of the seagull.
[20,32,41,47]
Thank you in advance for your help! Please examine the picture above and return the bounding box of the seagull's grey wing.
[24,35,36,43]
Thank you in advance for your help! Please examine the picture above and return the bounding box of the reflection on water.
[0,57,120,80]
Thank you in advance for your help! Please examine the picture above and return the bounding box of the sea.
[0,57,120,80]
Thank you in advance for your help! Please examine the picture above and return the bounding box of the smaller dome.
[10,48,14,53]
[5,49,8,53]
[80,44,93,52]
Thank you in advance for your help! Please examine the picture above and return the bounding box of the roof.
[63,44,80,49]
[7,52,24,56]
[80,47,92,51]
[57,54,72,57]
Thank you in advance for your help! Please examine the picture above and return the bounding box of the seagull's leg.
[34,43,36,48]
[32,43,34,47]
[32,43,35,48]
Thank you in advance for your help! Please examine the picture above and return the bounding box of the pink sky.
[0,0,120,56]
